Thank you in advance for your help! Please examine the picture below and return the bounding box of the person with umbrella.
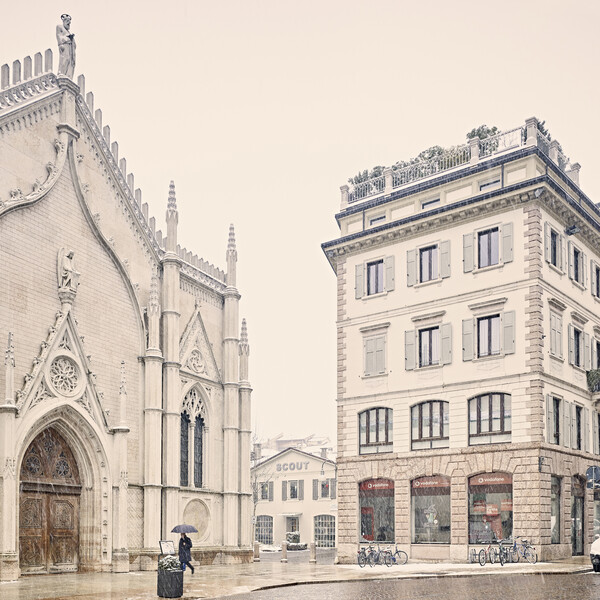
[172,524,197,575]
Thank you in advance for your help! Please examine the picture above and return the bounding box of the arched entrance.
[19,427,81,574]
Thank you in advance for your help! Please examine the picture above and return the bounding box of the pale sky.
[3,1,600,443]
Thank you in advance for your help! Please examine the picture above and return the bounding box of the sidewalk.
[0,557,592,600]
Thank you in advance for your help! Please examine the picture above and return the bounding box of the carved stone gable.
[16,311,109,429]
[179,308,221,383]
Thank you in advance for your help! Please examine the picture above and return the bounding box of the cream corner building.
[323,119,600,563]
[0,41,252,580]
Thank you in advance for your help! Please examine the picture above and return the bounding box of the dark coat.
[178,536,193,563]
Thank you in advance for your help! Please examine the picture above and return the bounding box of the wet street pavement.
[215,573,600,600]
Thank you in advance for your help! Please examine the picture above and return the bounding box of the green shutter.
[355,264,364,299]
[405,330,415,370]
[441,323,452,365]
[462,318,474,361]
[407,249,416,286]
[440,240,451,278]
[385,256,395,292]
[503,311,515,355]
[502,222,513,263]
[544,222,550,263]
[463,233,474,272]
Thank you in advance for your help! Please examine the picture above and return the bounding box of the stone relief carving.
[186,348,206,374]
[57,248,80,292]
[56,14,76,78]
[49,357,79,394]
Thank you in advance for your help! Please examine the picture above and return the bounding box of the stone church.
[0,25,252,580]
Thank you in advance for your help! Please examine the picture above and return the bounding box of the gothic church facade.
[0,45,252,580]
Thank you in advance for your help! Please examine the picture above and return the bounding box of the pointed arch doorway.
[19,427,82,574]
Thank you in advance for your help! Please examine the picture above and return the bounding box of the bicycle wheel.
[395,550,408,565]
[489,547,497,564]
[510,548,519,563]
[384,553,393,567]
[524,547,537,564]
[478,549,486,566]
[367,553,376,567]
[358,554,366,568]
[499,548,505,566]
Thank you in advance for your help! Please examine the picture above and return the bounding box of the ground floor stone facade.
[336,442,598,563]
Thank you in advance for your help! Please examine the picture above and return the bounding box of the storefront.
[572,476,585,555]
[359,479,394,542]
[468,473,513,543]
[411,476,451,544]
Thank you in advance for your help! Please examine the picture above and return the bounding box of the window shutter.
[546,395,554,444]
[571,404,577,449]
[462,319,474,361]
[561,235,567,272]
[550,313,557,356]
[502,311,516,355]
[441,323,452,365]
[282,480,287,501]
[581,252,587,287]
[568,241,574,279]
[593,339,597,370]
[407,249,417,286]
[563,400,571,448]
[463,233,474,272]
[583,408,590,453]
[405,330,415,370]
[364,337,375,376]
[594,413,599,455]
[298,479,304,501]
[269,481,274,501]
[330,478,336,500]
[375,336,385,374]
[568,324,574,365]
[544,222,550,263]
[585,333,591,370]
[355,264,364,299]
[557,314,563,359]
[440,240,451,278]
[502,223,513,263]
[592,261,597,297]
[384,256,395,292]
[312,479,318,500]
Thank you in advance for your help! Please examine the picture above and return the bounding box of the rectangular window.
[551,477,561,543]
[479,179,500,192]
[419,245,438,283]
[477,315,500,357]
[369,214,386,226]
[260,482,269,500]
[320,480,330,498]
[574,327,582,367]
[421,198,440,210]
[478,228,499,268]
[596,265,600,298]
[550,312,563,358]
[367,260,384,295]
[419,327,440,367]
[552,397,561,445]
[364,335,386,376]
[597,340,600,369]
[573,247,581,283]
[359,407,393,454]
[575,406,582,450]
[289,480,298,500]
[550,230,559,267]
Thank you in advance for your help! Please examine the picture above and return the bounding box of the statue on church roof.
[56,14,76,78]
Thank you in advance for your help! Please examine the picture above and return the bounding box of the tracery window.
[194,415,204,488]
[181,387,207,488]
[180,412,190,487]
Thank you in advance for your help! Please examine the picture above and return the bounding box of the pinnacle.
[167,180,177,212]
[241,318,248,344]
[228,223,236,251]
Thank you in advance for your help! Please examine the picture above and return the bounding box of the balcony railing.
[343,118,574,206]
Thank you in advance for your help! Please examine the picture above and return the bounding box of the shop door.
[571,477,585,556]
[19,428,81,574]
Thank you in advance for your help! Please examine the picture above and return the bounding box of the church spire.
[165,180,178,253]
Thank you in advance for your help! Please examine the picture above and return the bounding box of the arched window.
[194,414,204,488]
[411,476,450,543]
[358,407,392,454]
[359,478,394,542]
[411,401,449,450]
[468,472,512,543]
[180,412,190,487]
[468,393,511,445]
[255,515,273,545]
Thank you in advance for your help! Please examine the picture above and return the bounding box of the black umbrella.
[171,524,198,533]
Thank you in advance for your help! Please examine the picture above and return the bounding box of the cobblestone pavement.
[214,573,600,600]
[0,557,591,600]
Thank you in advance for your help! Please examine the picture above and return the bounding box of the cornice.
[548,297,567,312]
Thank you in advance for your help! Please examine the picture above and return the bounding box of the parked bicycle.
[510,536,537,564]
[357,546,368,568]
[478,540,498,566]
[367,543,387,567]
[385,544,408,566]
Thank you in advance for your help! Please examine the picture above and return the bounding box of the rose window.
[54,458,71,478]
[25,454,42,476]
[49,357,79,394]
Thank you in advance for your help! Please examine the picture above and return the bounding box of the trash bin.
[157,568,183,598]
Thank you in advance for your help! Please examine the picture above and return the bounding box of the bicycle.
[357,546,368,568]
[478,540,498,566]
[385,544,408,566]
[496,539,511,566]
[367,543,386,567]
[510,537,537,564]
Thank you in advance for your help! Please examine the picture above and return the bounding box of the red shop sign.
[501,499,513,512]
[486,504,499,516]
[473,500,486,513]
[412,476,450,489]
[359,479,394,491]
[469,473,512,486]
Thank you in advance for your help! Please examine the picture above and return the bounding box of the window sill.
[549,353,565,363]
[571,279,586,291]
[414,278,442,289]
[362,291,388,300]
[548,262,564,276]
[473,353,504,363]
[571,363,586,373]
[416,363,443,371]
[473,262,503,274]
[361,372,388,380]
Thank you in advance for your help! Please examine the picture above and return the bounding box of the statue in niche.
[57,249,80,291]
[56,14,76,78]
